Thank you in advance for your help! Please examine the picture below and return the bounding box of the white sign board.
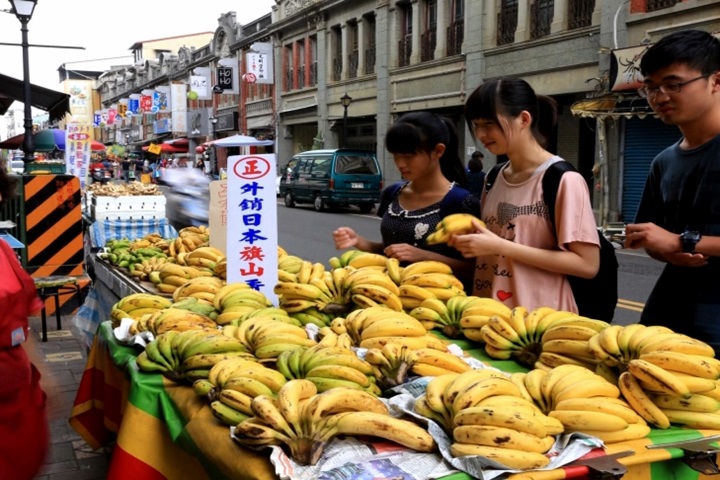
[226,154,278,304]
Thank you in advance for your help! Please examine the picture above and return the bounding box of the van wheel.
[314,194,326,212]
[358,204,374,214]
[284,191,295,208]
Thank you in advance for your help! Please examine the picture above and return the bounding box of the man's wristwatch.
[680,230,702,253]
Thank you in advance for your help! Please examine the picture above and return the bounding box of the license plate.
[351,182,363,189]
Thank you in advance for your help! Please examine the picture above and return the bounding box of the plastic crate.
[25,162,66,174]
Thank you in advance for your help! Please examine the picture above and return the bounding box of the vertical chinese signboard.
[65,123,93,189]
[226,154,278,304]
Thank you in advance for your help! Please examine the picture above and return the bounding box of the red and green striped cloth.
[69,322,720,480]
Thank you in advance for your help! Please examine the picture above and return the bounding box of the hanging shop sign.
[246,44,274,85]
[214,111,238,132]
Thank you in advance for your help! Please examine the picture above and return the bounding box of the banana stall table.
[69,322,720,480]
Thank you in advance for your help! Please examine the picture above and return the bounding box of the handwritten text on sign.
[226,154,278,305]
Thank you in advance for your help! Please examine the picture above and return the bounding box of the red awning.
[142,143,188,154]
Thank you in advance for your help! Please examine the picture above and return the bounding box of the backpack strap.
[484,163,506,193]
[377,181,406,217]
[541,161,576,232]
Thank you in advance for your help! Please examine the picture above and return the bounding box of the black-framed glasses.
[638,74,712,98]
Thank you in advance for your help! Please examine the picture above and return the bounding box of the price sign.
[217,67,233,90]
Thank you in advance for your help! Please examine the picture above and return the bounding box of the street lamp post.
[209,116,218,176]
[340,93,352,148]
[10,0,38,163]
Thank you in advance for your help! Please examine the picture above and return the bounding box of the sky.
[0,0,276,91]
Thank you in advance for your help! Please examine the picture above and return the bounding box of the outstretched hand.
[448,220,501,258]
[333,227,359,250]
[383,243,427,263]
[625,222,708,267]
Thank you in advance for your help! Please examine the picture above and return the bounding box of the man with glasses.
[625,29,720,351]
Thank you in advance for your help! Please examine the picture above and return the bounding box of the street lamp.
[340,93,352,148]
[9,0,37,163]
[209,116,218,176]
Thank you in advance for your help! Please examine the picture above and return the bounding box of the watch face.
[681,231,701,252]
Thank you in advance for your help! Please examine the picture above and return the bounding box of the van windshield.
[334,155,378,175]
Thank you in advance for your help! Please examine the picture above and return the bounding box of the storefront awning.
[0,73,70,121]
[570,95,656,120]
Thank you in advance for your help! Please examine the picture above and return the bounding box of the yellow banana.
[627,359,691,398]
[450,443,550,469]
[452,377,523,413]
[649,393,720,413]
[579,423,651,444]
[277,379,317,436]
[554,397,640,424]
[333,411,437,452]
[549,409,629,432]
[618,371,670,428]
[454,405,547,437]
[453,425,554,454]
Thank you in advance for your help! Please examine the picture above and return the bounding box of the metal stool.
[33,276,82,342]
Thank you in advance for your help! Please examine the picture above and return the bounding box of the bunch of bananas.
[479,307,609,368]
[277,254,306,276]
[409,296,499,339]
[192,357,287,426]
[222,315,316,360]
[170,296,218,320]
[136,329,251,383]
[425,213,486,245]
[289,307,335,328]
[364,341,470,391]
[109,293,173,327]
[233,379,436,465]
[177,246,226,272]
[172,276,225,304]
[398,260,465,302]
[127,255,173,282]
[275,345,379,394]
[152,263,214,294]
[456,298,513,341]
[520,365,650,444]
[414,370,562,469]
[168,226,210,258]
[128,233,171,253]
[212,283,274,325]
[213,258,227,279]
[130,307,217,337]
[328,250,390,271]
[276,264,405,316]
[338,306,435,349]
[536,316,612,371]
[316,326,354,349]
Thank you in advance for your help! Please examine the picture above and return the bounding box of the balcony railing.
[332,55,342,81]
[398,35,412,67]
[530,0,553,39]
[309,62,317,86]
[365,45,376,74]
[348,50,359,78]
[446,20,464,56]
[568,0,594,29]
[420,29,436,62]
[285,68,294,91]
[497,3,518,46]
[298,65,305,89]
[646,0,680,12]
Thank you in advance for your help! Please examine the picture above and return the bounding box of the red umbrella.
[91,140,106,151]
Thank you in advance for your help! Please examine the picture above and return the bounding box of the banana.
[587,333,611,363]
[627,326,675,355]
[508,372,534,404]
[450,443,550,469]
[400,260,453,280]
[618,371,670,429]
[668,371,717,393]
[534,310,580,336]
[217,388,254,415]
[660,409,720,429]
[350,284,403,311]
[358,335,448,351]
[523,368,549,412]
[424,373,458,418]
[487,315,522,344]
[554,397,641,424]
[453,425,554,454]
[540,365,592,405]
[274,282,329,301]
[541,325,599,343]
[549,409,629,432]
[277,379,318,436]
[385,258,402,285]
[616,323,646,358]
[649,393,720,413]
[414,395,452,429]
[640,351,720,380]
[452,377,523,414]
[455,405,548,437]
[302,349,374,376]
[333,411,437,452]
[222,375,275,398]
[277,269,297,283]
[462,300,513,321]
[538,351,596,370]
[541,339,592,359]
[582,423,652,443]
[210,400,251,426]
[119,294,173,312]
[410,349,470,373]
[639,335,715,357]
[306,388,388,426]
[145,338,174,370]
[525,306,558,342]
[251,394,297,438]
[136,350,168,373]
[360,317,426,341]
[597,324,623,358]
[304,365,370,387]
[233,417,291,446]
[627,359,691,398]
[181,351,254,372]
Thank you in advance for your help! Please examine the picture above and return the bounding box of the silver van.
[280,149,382,213]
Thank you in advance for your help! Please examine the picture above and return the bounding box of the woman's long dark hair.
[464,77,557,148]
[385,111,467,187]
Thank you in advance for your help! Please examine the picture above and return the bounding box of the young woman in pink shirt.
[449,78,600,312]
